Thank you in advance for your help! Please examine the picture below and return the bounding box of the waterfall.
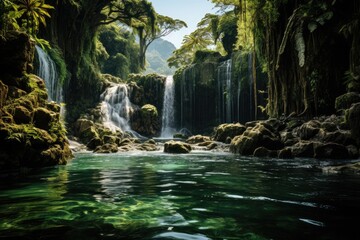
[100,84,134,132]
[217,59,232,123]
[35,45,63,103]
[160,76,175,138]
[248,53,254,120]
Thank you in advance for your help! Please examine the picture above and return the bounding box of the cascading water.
[100,84,134,132]
[35,45,63,103]
[160,76,175,138]
[217,59,232,123]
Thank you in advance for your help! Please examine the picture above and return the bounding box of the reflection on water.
[0,152,360,239]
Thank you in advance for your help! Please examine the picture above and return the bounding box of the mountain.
[145,38,176,75]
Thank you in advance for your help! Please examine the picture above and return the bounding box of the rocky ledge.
[0,31,72,170]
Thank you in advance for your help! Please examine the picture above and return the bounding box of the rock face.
[347,103,360,145]
[0,31,72,169]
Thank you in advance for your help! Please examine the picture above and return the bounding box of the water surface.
[1,151,359,239]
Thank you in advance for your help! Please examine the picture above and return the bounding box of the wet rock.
[164,140,192,154]
[213,123,246,143]
[253,147,272,157]
[137,142,158,151]
[186,135,211,144]
[131,104,160,137]
[94,143,118,153]
[79,126,100,144]
[291,141,315,158]
[322,162,360,174]
[347,145,359,159]
[278,148,294,159]
[314,143,350,159]
[230,123,283,155]
[87,137,103,150]
[323,130,356,146]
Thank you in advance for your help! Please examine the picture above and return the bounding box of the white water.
[35,45,63,103]
[160,76,176,138]
[218,59,232,123]
[100,84,134,132]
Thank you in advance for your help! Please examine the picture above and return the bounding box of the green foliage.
[192,50,222,64]
[48,46,68,85]
[97,23,141,79]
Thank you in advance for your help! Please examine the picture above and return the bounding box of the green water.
[0,151,359,239]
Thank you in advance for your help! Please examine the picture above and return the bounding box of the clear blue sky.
[148,0,217,48]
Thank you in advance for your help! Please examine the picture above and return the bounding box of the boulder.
[13,105,32,124]
[314,143,350,159]
[74,118,96,136]
[335,92,360,111]
[86,137,103,150]
[79,126,99,144]
[186,135,211,144]
[33,107,54,130]
[323,130,356,146]
[322,162,360,174]
[131,104,160,137]
[164,140,192,154]
[253,147,273,158]
[230,123,283,155]
[291,141,315,158]
[94,143,118,153]
[296,120,321,140]
[278,148,294,159]
[213,123,246,143]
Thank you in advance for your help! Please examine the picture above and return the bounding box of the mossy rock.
[314,143,350,159]
[87,137,103,150]
[13,105,32,124]
[33,107,55,130]
[335,92,360,111]
[347,103,360,145]
[186,135,211,144]
[141,104,158,118]
[213,123,246,143]
[94,143,118,153]
[164,140,192,154]
[0,80,8,108]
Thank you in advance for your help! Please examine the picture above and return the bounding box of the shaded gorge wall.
[174,51,267,134]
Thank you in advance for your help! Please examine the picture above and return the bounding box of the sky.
[148,0,218,48]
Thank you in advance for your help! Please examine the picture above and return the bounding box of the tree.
[15,0,54,35]
[133,13,187,69]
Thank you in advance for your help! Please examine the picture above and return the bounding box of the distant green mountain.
[145,38,176,75]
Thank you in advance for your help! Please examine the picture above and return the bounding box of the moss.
[192,50,222,64]
[335,92,360,111]
[48,46,68,85]
[141,104,158,118]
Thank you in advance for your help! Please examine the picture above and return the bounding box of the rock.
[79,126,99,144]
[347,145,359,159]
[230,123,283,155]
[145,139,156,145]
[13,105,32,124]
[94,143,118,153]
[186,135,211,144]
[253,147,272,157]
[314,143,350,159]
[164,140,192,154]
[321,122,338,132]
[335,92,360,111]
[291,141,315,158]
[213,123,246,143]
[265,118,286,132]
[286,119,305,131]
[207,142,218,150]
[33,107,54,130]
[0,31,34,78]
[87,137,103,150]
[103,135,118,145]
[46,101,61,113]
[131,104,160,137]
[39,144,70,166]
[347,103,360,145]
[74,118,96,136]
[119,138,133,147]
[137,143,158,151]
[296,120,321,140]
[323,130,356,146]
[0,80,8,108]
[278,148,294,159]
[322,162,360,174]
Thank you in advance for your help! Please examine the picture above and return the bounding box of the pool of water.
[0,151,359,239]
